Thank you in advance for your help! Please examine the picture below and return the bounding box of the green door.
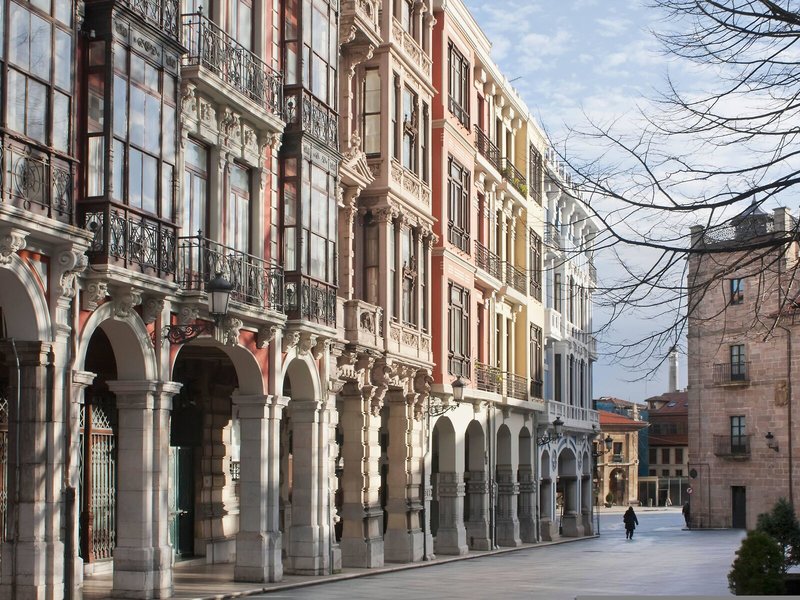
[171,446,195,558]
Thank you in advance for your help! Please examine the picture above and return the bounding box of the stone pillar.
[560,476,583,537]
[315,393,335,574]
[0,342,64,600]
[495,466,521,547]
[234,394,286,583]
[339,388,384,568]
[464,470,491,550]
[287,399,326,575]
[518,468,536,543]
[108,380,171,599]
[581,475,594,535]
[539,478,556,541]
[434,472,468,555]
[383,391,423,562]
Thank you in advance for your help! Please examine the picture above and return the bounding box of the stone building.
[687,205,800,529]
[596,410,646,507]
[0,0,601,594]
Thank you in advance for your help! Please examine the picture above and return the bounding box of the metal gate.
[80,391,117,562]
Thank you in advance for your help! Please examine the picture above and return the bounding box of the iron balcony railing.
[2,138,73,224]
[713,434,751,458]
[474,126,501,172]
[177,234,283,311]
[529,274,542,301]
[501,158,527,196]
[448,224,470,254]
[530,379,543,399]
[82,202,177,277]
[475,240,502,280]
[182,12,282,116]
[284,274,337,327]
[505,372,528,400]
[475,362,503,394]
[124,0,180,40]
[544,223,560,248]
[712,361,750,384]
[505,263,527,295]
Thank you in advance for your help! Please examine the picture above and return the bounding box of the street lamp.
[164,272,234,344]
[427,375,467,417]
[766,431,779,452]
[536,417,564,446]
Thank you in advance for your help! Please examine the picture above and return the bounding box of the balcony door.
[227,0,252,51]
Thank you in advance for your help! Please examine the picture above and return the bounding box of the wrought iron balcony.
[505,372,528,400]
[713,434,751,458]
[182,12,282,116]
[474,126,500,172]
[475,240,502,280]
[177,235,283,311]
[123,0,180,41]
[447,224,470,254]
[81,202,176,277]
[530,379,543,399]
[475,362,502,394]
[283,89,338,152]
[529,275,542,301]
[284,274,337,327]
[501,158,527,196]
[504,263,527,295]
[713,361,750,384]
[1,138,73,224]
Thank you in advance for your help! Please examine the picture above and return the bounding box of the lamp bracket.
[164,320,215,345]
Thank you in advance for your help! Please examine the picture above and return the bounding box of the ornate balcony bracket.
[163,320,214,344]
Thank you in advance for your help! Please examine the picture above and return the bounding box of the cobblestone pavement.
[254,511,746,600]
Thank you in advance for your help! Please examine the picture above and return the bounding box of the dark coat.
[623,508,639,529]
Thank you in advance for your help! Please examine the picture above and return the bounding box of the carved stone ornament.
[369,362,392,414]
[312,337,330,360]
[413,369,433,420]
[257,325,278,349]
[142,296,165,325]
[57,249,88,299]
[0,228,27,265]
[178,305,199,325]
[81,280,108,311]
[328,377,345,395]
[298,332,318,356]
[217,316,243,346]
[259,131,283,155]
[282,331,301,354]
[112,286,142,319]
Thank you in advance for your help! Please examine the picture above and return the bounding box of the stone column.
[315,392,334,574]
[434,472,468,555]
[581,475,594,535]
[0,342,64,600]
[234,394,285,582]
[560,476,583,537]
[464,469,491,550]
[384,391,423,562]
[495,466,521,547]
[287,399,325,575]
[518,468,536,543]
[107,379,169,599]
[539,477,555,541]
[339,387,384,567]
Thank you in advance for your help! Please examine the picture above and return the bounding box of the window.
[675,469,683,477]
[530,324,543,396]
[389,222,396,319]
[730,344,746,380]
[554,353,562,402]
[529,229,542,300]
[301,0,337,105]
[400,0,414,35]
[420,240,428,330]
[363,219,379,304]
[447,156,470,252]
[612,442,623,458]
[110,44,176,220]
[448,281,470,376]
[675,448,684,464]
[421,102,429,183]
[661,469,670,477]
[648,469,656,476]
[226,164,250,252]
[182,140,208,236]
[649,448,657,464]
[6,0,72,150]
[401,227,417,325]
[363,69,381,155]
[227,0,252,51]
[554,273,562,313]
[447,41,470,128]
[402,87,418,172]
[661,449,670,464]
[730,278,744,305]
[529,145,543,205]
[731,415,746,453]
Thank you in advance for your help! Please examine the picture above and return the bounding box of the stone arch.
[432,416,466,555]
[518,427,535,543]
[464,419,489,550]
[497,424,512,466]
[281,354,321,401]
[76,302,156,380]
[0,257,52,341]
[518,427,532,469]
[172,339,265,395]
[465,420,485,472]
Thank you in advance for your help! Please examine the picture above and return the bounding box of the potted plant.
[605,492,614,508]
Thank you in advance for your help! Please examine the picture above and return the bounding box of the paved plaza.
[252,510,745,600]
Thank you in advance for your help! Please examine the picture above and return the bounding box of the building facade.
[596,410,646,507]
[642,390,689,507]
[0,0,601,595]
[687,206,800,529]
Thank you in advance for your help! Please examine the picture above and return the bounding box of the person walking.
[623,506,639,540]
[682,501,690,528]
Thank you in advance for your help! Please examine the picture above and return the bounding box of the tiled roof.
[599,410,647,428]
[647,391,688,414]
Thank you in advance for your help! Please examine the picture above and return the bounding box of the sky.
[462,0,691,401]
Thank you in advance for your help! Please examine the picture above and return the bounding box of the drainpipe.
[780,324,794,507]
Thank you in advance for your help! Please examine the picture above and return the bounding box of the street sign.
[687,487,693,495]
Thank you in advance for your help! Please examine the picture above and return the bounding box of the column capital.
[107,380,159,409]
[73,370,97,390]
[155,381,183,410]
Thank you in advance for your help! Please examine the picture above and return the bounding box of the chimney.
[668,346,678,393]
